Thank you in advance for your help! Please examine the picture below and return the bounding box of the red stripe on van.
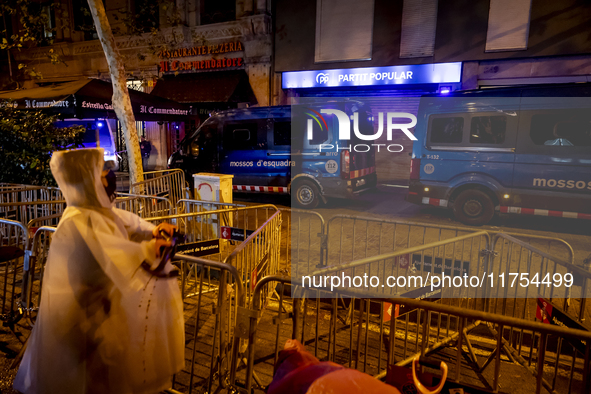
[350,166,375,179]
[233,185,288,194]
[499,206,591,220]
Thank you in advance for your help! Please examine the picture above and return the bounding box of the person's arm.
[112,207,156,242]
[71,210,161,292]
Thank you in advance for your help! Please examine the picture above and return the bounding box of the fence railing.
[0,218,30,333]
[130,169,187,206]
[243,275,591,394]
[114,192,174,218]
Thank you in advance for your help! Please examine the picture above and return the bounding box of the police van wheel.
[452,189,494,226]
[293,180,320,209]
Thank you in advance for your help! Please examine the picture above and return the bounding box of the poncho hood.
[50,148,112,209]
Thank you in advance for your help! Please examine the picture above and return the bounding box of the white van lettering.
[230,161,253,167]
[533,178,591,190]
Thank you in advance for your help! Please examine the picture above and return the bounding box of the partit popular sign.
[282,62,462,89]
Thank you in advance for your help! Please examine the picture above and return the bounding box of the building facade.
[3,0,272,170]
[273,0,591,182]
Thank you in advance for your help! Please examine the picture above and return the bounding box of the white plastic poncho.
[14,148,184,394]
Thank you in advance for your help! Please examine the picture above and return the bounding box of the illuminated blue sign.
[282,62,462,89]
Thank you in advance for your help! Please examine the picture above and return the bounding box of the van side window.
[223,122,259,150]
[430,117,464,143]
[530,111,591,147]
[273,120,291,146]
[470,116,506,144]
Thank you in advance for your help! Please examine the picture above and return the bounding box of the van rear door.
[512,99,591,215]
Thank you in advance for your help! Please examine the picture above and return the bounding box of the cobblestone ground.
[0,325,24,393]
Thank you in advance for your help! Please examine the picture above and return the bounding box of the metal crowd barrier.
[304,230,490,303]
[280,208,326,277]
[0,218,30,334]
[19,226,56,327]
[114,192,174,218]
[176,198,245,214]
[487,232,591,325]
[168,255,246,394]
[226,210,282,304]
[130,168,187,206]
[0,188,66,227]
[242,275,591,394]
[168,208,281,393]
[323,214,574,267]
[2,206,282,394]
[145,205,279,299]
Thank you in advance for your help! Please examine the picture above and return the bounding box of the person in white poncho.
[14,148,185,394]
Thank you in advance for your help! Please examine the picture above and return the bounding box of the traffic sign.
[221,226,254,241]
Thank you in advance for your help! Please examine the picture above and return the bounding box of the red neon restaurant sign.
[158,41,244,72]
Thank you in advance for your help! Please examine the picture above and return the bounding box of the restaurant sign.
[158,41,244,73]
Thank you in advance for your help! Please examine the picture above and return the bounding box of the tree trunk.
[87,0,143,186]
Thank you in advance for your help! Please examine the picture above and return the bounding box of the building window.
[399,0,438,58]
[485,0,532,52]
[73,2,96,40]
[315,0,374,63]
[470,116,506,144]
[201,0,236,25]
[133,0,160,33]
[26,1,55,44]
[430,117,464,144]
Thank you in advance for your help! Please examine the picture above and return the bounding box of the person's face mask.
[101,169,117,202]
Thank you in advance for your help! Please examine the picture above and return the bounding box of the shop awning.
[0,78,197,121]
[151,70,257,104]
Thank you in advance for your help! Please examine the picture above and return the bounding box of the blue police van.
[168,104,377,208]
[406,84,591,225]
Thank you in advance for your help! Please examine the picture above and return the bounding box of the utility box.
[192,173,234,241]
[193,173,233,203]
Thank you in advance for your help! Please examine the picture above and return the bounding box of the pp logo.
[316,73,330,84]
[424,163,435,174]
